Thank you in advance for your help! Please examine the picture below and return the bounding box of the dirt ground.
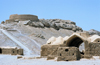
[0,55,100,65]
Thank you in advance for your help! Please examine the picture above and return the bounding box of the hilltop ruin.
[5,14,38,23]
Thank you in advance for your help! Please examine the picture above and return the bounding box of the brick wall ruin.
[56,47,81,61]
[0,47,23,55]
[41,44,66,57]
[41,32,100,61]
[84,42,100,58]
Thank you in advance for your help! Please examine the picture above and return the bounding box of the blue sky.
[0,0,100,31]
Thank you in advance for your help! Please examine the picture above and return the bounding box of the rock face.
[28,19,83,32]
[5,14,38,23]
[88,29,100,36]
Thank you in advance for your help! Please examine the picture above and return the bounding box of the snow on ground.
[0,55,100,65]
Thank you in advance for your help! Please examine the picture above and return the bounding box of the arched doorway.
[65,34,86,55]
[67,37,83,47]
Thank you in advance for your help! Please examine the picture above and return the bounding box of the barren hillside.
[0,14,100,55]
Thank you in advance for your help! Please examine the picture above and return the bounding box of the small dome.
[63,36,69,41]
[46,36,56,44]
[88,35,100,43]
[51,36,64,45]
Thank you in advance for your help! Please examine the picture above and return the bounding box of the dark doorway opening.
[68,37,83,47]
[67,37,85,55]
[0,48,2,53]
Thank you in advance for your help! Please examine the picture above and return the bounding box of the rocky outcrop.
[88,29,100,36]
[3,14,83,32]
[28,19,83,32]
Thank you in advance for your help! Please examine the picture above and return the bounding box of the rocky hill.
[0,14,100,55]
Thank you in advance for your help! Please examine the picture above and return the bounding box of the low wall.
[84,42,100,58]
[0,47,23,55]
[9,14,38,21]
[5,14,39,23]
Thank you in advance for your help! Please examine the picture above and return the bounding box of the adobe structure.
[5,14,38,23]
[41,32,100,61]
[0,47,23,55]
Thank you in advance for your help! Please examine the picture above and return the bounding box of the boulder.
[38,22,44,28]
[41,20,50,27]
[88,29,100,36]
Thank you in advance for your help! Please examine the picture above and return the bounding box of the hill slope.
[0,15,100,55]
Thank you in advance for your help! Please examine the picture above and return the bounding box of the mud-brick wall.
[84,42,100,58]
[0,48,23,55]
[9,14,39,21]
[41,44,66,56]
[57,47,81,61]
[17,49,23,55]
[2,48,12,54]
[5,14,39,23]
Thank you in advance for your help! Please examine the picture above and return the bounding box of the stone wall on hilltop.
[5,14,38,23]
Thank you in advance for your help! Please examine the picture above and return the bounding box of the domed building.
[41,32,100,61]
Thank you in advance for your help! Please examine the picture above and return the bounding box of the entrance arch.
[67,37,83,47]
[65,34,86,48]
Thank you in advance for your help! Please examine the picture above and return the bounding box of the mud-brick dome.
[88,35,100,43]
[9,14,39,21]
